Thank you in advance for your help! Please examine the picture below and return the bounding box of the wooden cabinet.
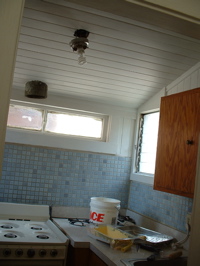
[66,244,108,266]
[88,251,108,266]
[154,87,200,198]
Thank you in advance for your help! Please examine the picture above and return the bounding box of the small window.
[136,112,159,174]
[7,105,43,131]
[7,104,107,141]
[45,111,103,139]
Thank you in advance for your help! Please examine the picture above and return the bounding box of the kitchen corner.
[52,217,152,266]
[52,206,188,266]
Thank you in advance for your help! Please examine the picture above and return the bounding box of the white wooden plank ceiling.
[12,0,200,109]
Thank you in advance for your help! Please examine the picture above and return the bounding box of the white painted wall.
[166,62,200,95]
[0,0,25,175]
[135,0,200,20]
[6,89,136,157]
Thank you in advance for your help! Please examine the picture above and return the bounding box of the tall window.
[136,112,159,174]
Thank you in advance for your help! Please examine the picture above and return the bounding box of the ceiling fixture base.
[70,29,90,65]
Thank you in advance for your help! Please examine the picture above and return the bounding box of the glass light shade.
[77,47,87,65]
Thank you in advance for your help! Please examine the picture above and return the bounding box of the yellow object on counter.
[92,225,148,251]
[94,225,130,239]
[121,242,133,252]
[138,235,147,241]
[111,239,133,252]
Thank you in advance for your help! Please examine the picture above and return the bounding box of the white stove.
[0,202,69,266]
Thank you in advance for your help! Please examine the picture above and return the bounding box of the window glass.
[45,111,103,139]
[7,104,107,141]
[136,112,159,174]
[7,105,43,131]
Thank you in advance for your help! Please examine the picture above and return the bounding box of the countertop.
[53,218,170,266]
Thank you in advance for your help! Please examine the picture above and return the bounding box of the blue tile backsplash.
[128,181,193,232]
[0,143,193,233]
[0,143,131,207]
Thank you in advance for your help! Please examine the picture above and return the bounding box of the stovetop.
[0,203,69,264]
[0,219,68,244]
[0,202,69,245]
[68,218,90,226]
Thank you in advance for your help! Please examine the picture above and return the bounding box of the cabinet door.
[66,245,90,266]
[66,244,108,266]
[154,88,200,198]
[88,250,108,266]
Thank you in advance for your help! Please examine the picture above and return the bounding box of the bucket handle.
[115,206,120,211]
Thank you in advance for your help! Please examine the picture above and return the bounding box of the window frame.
[7,102,109,142]
[136,111,159,174]
[130,109,160,185]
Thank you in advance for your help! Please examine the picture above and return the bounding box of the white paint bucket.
[90,197,120,225]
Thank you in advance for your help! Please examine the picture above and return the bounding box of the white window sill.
[130,172,154,185]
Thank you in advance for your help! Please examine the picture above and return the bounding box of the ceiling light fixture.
[69,29,90,65]
[25,80,48,99]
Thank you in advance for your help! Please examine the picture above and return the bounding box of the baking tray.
[87,225,134,244]
[118,225,174,244]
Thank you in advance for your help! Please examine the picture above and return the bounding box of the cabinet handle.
[186,140,194,145]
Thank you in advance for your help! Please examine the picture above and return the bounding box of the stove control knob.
[3,248,11,257]
[15,249,23,257]
[39,249,47,257]
[27,249,35,258]
[50,249,58,257]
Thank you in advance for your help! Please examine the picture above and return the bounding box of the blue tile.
[2,143,192,233]
[128,180,193,233]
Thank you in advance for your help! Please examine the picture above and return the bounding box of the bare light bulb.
[77,47,87,65]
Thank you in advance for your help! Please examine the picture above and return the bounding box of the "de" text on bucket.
[90,211,105,222]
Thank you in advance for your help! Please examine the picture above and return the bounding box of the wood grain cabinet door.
[154,88,200,198]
